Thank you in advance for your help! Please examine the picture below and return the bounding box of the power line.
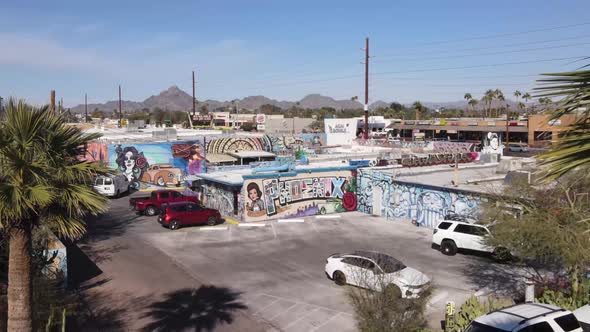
[377,34,590,58]
[374,42,590,63]
[391,21,590,49]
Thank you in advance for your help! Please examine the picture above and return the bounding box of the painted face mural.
[243,170,357,221]
[115,145,149,189]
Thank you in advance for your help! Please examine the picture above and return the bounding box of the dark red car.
[130,190,200,216]
[158,202,222,230]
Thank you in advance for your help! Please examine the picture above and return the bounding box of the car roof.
[346,251,403,264]
[474,303,567,331]
[439,220,486,227]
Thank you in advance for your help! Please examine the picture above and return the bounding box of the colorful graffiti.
[201,184,237,217]
[242,169,357,221]
[82,142,108,162]
[397,152,479,167]
[432,142,474,153]
[108,140,205,189]
[357,169,484,228]
[205,134,326,155]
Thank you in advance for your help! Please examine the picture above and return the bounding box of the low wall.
[200,183,240,218]
[241,167,357,222]
[357,168,486,228]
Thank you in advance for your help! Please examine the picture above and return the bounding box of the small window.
[170,191,182,198]
[465,322,507,332]
[104,178,113,185]
[454,224,472,234]
[519,321,554,332]
[342,257,361,266]
[186,204,202,211]
[95,178,104,186]
[151,192,157,199]
[172,205,187,212]
[438,222,452,230]
[358,259,375,270]
[554,313,581,331]
[159,192,170,199]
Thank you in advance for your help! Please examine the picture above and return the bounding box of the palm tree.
[412,101,424,120]
[522,92,532,115]
[0,99,108,331]
[468,98,479,118]
[494,89,504,118]
[514,90,522,116]
[535,65,590,180]
[464,93,472,102]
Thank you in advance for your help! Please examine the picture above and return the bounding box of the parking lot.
[86,195,517,331]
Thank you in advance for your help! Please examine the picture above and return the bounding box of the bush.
[448,296,513,331]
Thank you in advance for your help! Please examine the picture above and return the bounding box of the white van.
[93,174,129,197]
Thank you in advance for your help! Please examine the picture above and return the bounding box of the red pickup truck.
[129,190,200,216]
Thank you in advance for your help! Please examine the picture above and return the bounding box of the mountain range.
[70,85,518,113]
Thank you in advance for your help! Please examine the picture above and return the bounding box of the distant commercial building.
[385,114,577,146]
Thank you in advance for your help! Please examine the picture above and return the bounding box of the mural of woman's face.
[124,151,136,170]
[249,188,259,201]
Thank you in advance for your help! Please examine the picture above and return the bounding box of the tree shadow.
[82,211,143,242]
[141,286,247,332]
[461,257,565,301]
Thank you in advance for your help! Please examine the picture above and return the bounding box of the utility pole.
[192,70,196,116]
[363,37,369,140]
[118,85,122,128]
[60,97,63,115]
[505,112,510,155]
[0,96,3,121]
[50,90,56,113]
[85,93,88,123]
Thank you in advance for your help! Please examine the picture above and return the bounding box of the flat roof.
[205,153,237,163]
[227,151,276,158]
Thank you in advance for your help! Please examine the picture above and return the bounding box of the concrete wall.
[242,168,357,222]
[357,168,486,228]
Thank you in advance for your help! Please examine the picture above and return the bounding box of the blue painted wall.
[357,169,485,228]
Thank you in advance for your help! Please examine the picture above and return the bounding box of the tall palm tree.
[522,92,532,115]
[468,98,479,118]
[412,101,424,120]
[535,65,590,180]
[0,99,108,331]
[494,89,504,118]
[483,89,495,118]
[514,90,522,116]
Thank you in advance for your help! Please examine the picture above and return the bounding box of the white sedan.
[324,251,430,298]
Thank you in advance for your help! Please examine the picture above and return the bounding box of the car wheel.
[333,271,346,286]
[145,206,157,216]
[169,220,180,230]
[441,240,458,256]
[384,284,401,298]
[493,247,511,262]
[157,177,166,186]
[207,216,217,226]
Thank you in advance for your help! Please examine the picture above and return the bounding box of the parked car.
[508,143,529,152]
[140,164,183,186]
[158,202,222,230]
[431,219,511,260]
[129,190,200,216]
[465,303,582,332]
[93,174,129,198]
[324,250,430,298]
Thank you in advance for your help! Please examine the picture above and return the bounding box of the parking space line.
[238,223,267,227]
[258,293,353,316]
[268,302,298,321]
[278,218,305,223]
[310,312,341,332]
[315,215,341,219]
[253,298,281,316]
[310,221,319,233]
[282,307,320,330]
[270,221,277,239]
[199,226,228,231]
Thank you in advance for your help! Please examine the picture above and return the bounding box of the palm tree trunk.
[8,225,33,332]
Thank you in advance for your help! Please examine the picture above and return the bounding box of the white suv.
[465,303,582,332]
[432,218,505,257]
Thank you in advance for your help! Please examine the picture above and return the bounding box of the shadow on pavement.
[141,286,247,332]
[72,291,150,332]
[64,241,104,287]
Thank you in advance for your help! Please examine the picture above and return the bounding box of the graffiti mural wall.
[108,140,205,189]
[357,169,485,228]
[242,169,357,222]
[205,134,327,155]
[201,183,239,218]
[82,142,109,162]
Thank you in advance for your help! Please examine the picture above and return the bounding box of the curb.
[224,217,240,225]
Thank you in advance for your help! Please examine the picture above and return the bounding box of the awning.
[205,153,237,163]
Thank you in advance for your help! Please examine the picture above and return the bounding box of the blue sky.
[1,0,589,107]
